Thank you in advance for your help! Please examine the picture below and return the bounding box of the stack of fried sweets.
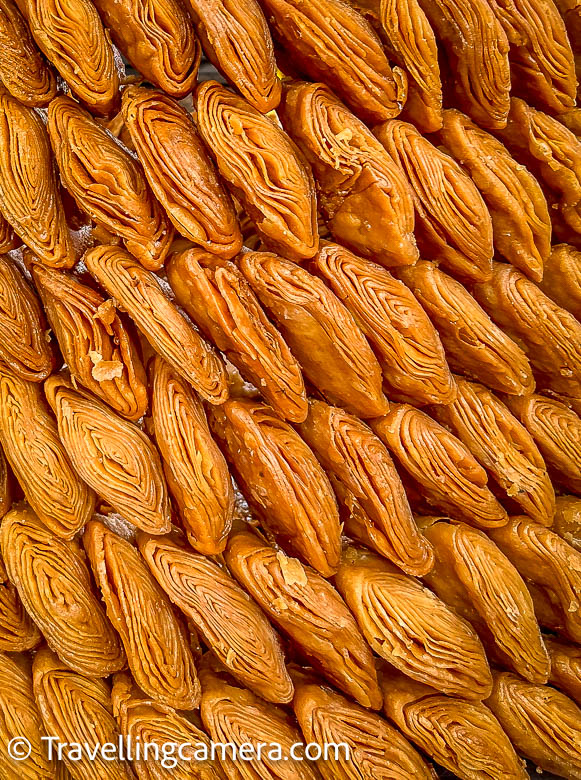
[0,0,580,776]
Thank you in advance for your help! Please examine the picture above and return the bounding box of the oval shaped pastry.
[486,671,581,779]
[420,517,550,683]
[279,81,417,268]
[0,88,75,268]
[168,249,307,423]
[489,515,581,642]
[138,532,293,704]
[553,495,581,551]
[538,243,581,319]
[84,245,228,404]
[91,0,199,98]
[312,242,455,405]
[298,399,434,575]
[84,521,201,710]
[209,399,341,577]
[15,0,120,115]
[381,670,528,780]
[0,0,57,106]
[0,552,40,653]
[121,86,242,258]
[33,647,136,780]
[48,97,173,271]
[545,636,581,705]
[149,357,233,555]
[45,374,171,534]
[0,364,95,538]
[372,403,508,528]
[375,119,493,282]
[196,81,317,262]
[1,506,125,676]
[0,256,54,382]
[225,530,382,709]
[396,261,535,396]
[33,264,148,421]
[239,252,388,418]
[439,109,551,282]
[432,378,555,525]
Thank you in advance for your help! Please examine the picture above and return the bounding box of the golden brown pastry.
[543,636,581,707]
[298,399,434,575]
[0,0,57,106]
[375,119,494,282]
[209,400,341,577]
[149,357,233,554]
[0,88,75,268]
[396,261,535,396]
[554,0,581,54]
[560,107,581,135]
[372,404,508,528]
[196,81,317,261]
[0,552,40,652]
[84,521,201,710]
[486,671,581,779]
[15,0,120,115]
[488,515,581,643]
[0,445,9,520]
[538,243,581,318]
[184,0,280,112]
[84,245,228,405]
[439,109,551,282]
[1,505,125,676]
[138,532,293,704]
[225,530,382,709]
[279,81,418,268]
[0,256,54,382]
[121,87,242,258]
[167,249,307,423]
[381,670,528,780]
[0,364,95,538]
[553,495,581,550]
[420,516,550,683]
[526,578,567,633]
[432,377,555,525]
[33,647,135,780]
[312,243,456,405]
[239,252,388,418]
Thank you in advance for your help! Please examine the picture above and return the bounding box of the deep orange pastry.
[538,243,581,319]
[0,552,41,653]
[545,636,581,705]
[553,495,581,551]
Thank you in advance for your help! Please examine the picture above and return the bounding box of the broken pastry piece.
[279,81,418,268]
[225,530,382,709]
[538,243,581,319]
[196,81,318,262]
[375,119,494,282]
[486,671,581,779]
[439,109,551,282]
[209,399,341,576]
[553,495,581,551]
[0,552,41,653]
[371,404,508,528]
[420,516,550,683]
[545,636,581,705]
[239,252,388,418]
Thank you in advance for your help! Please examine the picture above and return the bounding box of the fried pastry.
[121,86,242,258]
[138,532,293,703]
[486,671,581,779]
[545,636,581,705]
[225,530,382,709]
[279,81,418,268]
[396,261,535,395]
[84,245,228,404]
[1,506,125,676]
[0,88,75,268]
[149,357,233,554]
[298,399,434,575]
[0,553,41,652]
[439,109,551,281]
[0,365,95,538]
[48,97,173,271]
[84,521,201,710]
[538,243,581,318]
[381,670,528,780]
[553,495,581,550]
[432,377,555,524]
[553,0,581,54]
[375,119,494,282]
[312,243,455,405]
[420,516,550,683]
[0,256,54,382]
[372,404,508,528]
[559,107,581,135]
[196,81,317,262]
[239,252,388,418]
[0,446,9,520]
[167,249,307,422]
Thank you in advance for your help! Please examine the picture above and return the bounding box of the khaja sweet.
[545,635,581,705]
[538,243,581,318]
[0,552,40,653]
[553,494,581,550]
